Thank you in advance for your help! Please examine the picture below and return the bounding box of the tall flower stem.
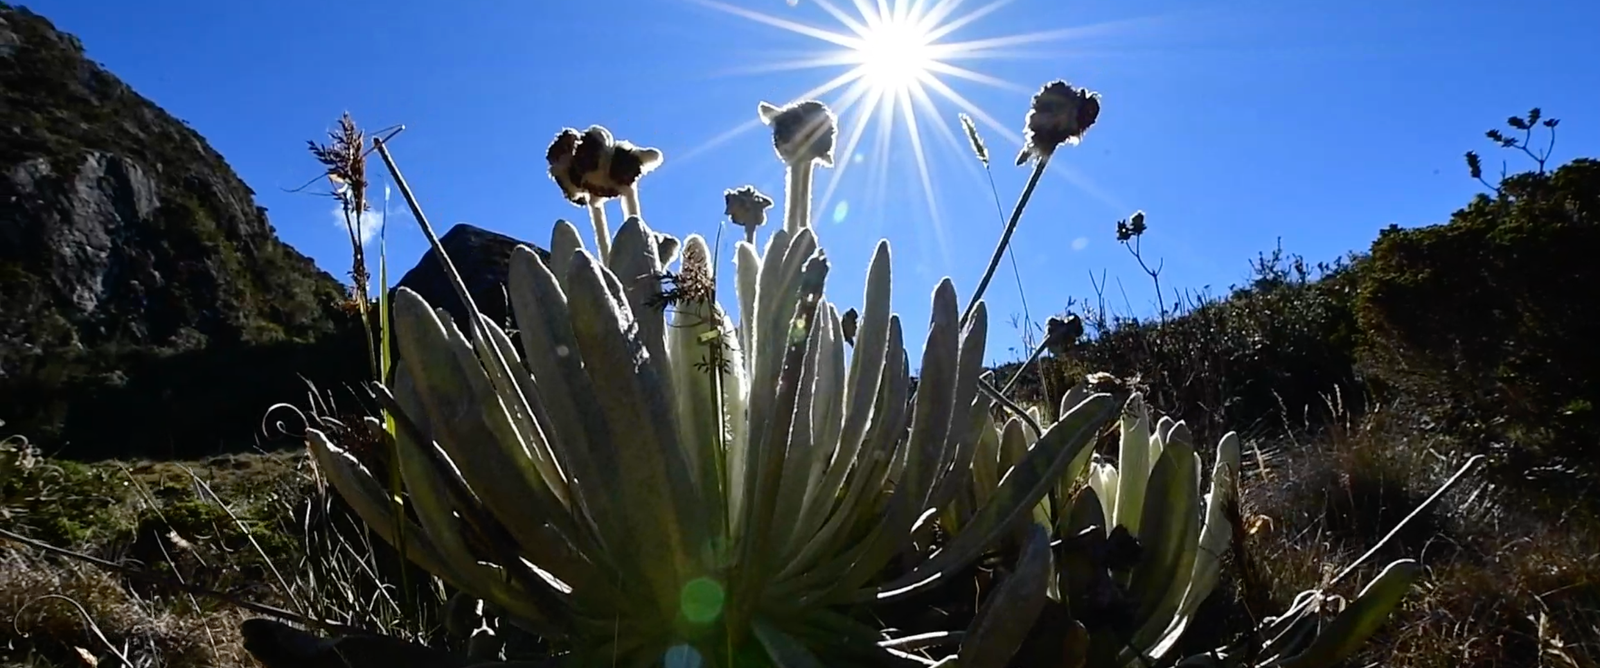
[588,201,612,262]
[963,151,1053,326]
[622,185,644,222]
[784,162,815,233]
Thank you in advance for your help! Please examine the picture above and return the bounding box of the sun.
[682,0,1137,248]
[852,18,936,92]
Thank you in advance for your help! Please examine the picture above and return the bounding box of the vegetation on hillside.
[0,2,375,460]
[1004,110,1597,501]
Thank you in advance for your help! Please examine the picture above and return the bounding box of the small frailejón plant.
[287,77,1421,668]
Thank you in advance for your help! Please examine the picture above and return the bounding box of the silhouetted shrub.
[1356,156,1600,485]
[1002,244,1366,448]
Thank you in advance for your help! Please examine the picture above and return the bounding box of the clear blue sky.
[24,0,1600,364]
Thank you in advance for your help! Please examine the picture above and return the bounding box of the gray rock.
[0,15,18,58]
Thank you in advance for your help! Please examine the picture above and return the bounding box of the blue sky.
[25,0,1600,364]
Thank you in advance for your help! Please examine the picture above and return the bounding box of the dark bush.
[1001,244,1366,448]
[1356,157,1600,487]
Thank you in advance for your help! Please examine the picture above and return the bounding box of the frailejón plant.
[291,74,1423,668]
[304,82,1121,667]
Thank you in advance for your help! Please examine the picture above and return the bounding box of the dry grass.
[0,444,445,667]
[0,549,255,667]
[3,396,1598,667]
[1228,400,1600,668]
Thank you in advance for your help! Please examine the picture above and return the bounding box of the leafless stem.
[588,202,613,262]
[965,152,1053,326]
[622,185,644,222]
[785,161,815,233]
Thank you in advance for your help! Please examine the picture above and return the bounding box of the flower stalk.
[964,151,1051,326]
[965,80,1100,326]
[587,201,612,261]
[758,100,837,234]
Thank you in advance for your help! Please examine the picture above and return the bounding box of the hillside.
[0,2,368,459]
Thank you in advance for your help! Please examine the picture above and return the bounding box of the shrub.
[1001,243,1366,449]
[1356,154,1600,491]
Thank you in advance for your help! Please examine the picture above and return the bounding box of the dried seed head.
[1115,210,1147,242]
[958,113,990,167]
[1015,80,1101,166]
[546,125,664,206]
[307,112,369,213]
[1465,151,1483,180]
[1044,314,1083,356]
[841,307,859,346]
[758,100,838,167]
[724,185,774,233]
[676,237,717,306]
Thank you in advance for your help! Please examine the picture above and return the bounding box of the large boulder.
[391,222,549,337]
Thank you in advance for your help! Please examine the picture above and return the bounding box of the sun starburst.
[683,0,1135,265]
[850,13,936,91]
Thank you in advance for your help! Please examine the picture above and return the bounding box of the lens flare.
[680,576,726,624]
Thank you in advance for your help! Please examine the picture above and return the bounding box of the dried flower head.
[958,113,990,167]
[725,185,774,233]
[841,307,860,346]
[546,128,586,205]
[546,125,664,205]
[757,100,838,167]
[308,112,373,316]
[1015,80,1101,165]
[1044,314,1083,356]
[1115,210,1147,242]
[307,112,369,215]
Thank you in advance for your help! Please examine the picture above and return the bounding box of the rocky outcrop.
[0,3,366,458]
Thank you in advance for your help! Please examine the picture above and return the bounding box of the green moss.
[0,457,130,547]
